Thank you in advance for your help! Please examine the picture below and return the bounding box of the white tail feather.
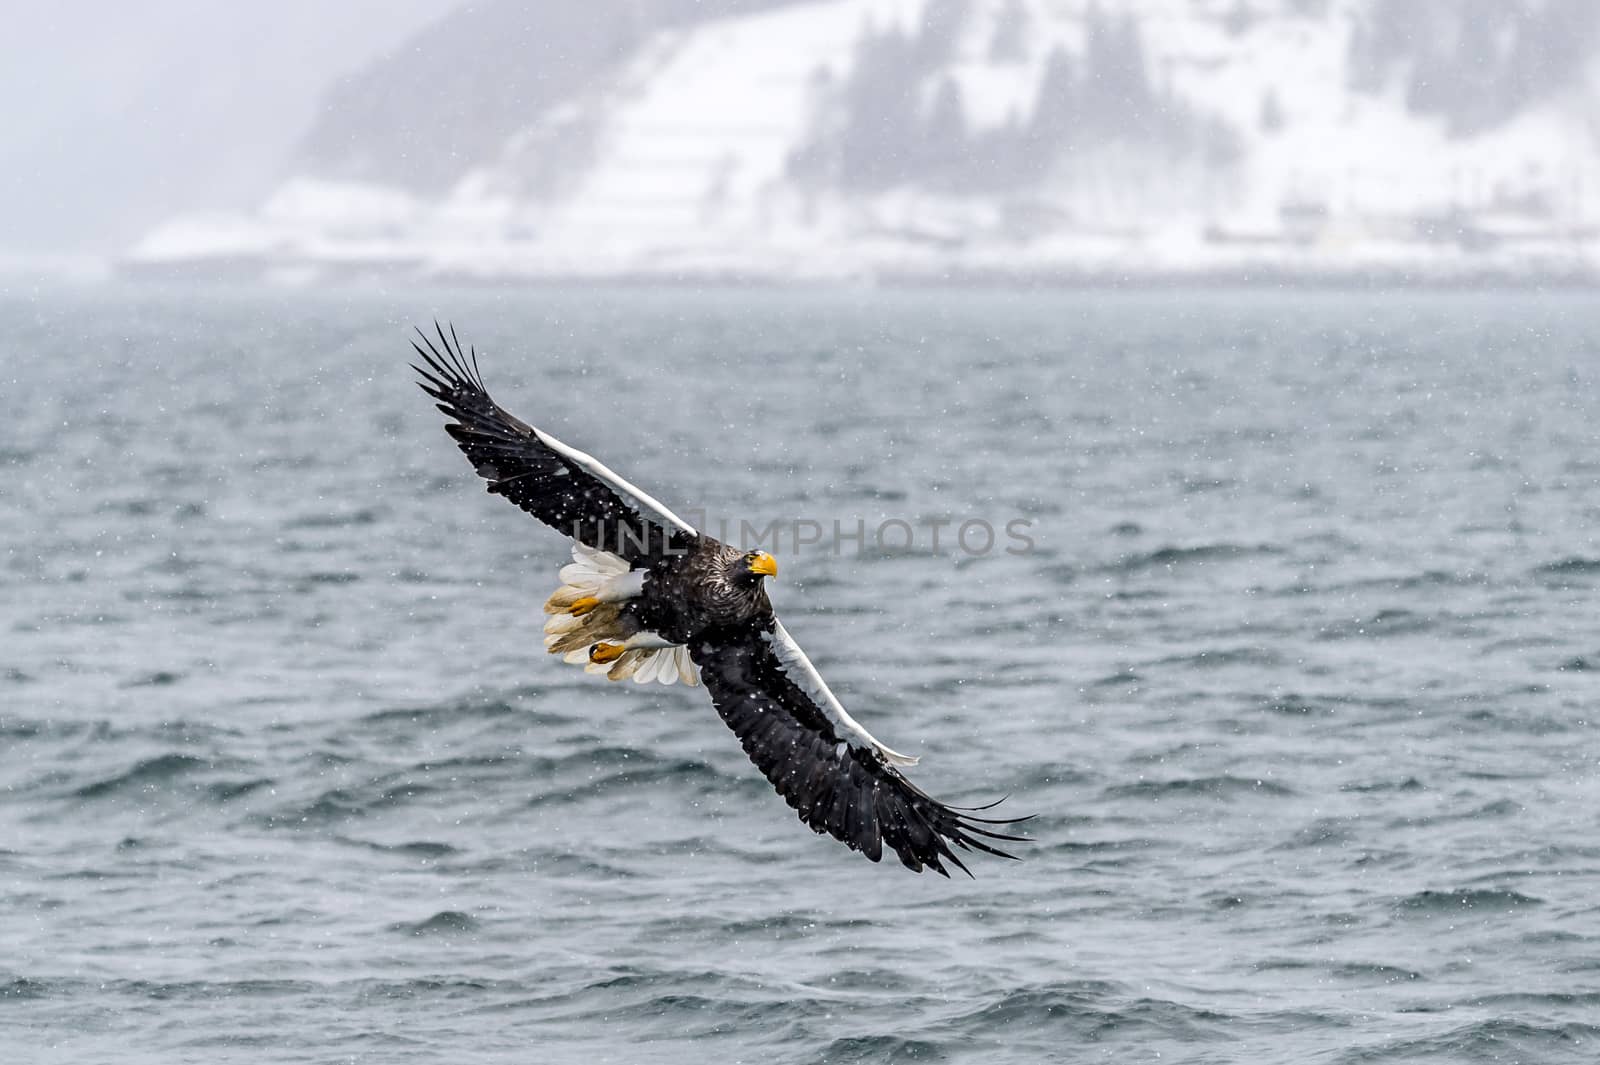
[564,638,698,686]
[545,546,700,686]
[677,647,699,686]
[635,651,664,685]
[609,649,647,680]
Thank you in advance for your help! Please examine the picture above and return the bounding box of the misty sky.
[0,0,457,258]
[9,0,1594,278]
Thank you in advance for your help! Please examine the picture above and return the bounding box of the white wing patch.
[766,621,919,767]
[532,426,699,537]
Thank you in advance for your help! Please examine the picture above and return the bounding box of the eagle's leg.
[590,632,671,662]
[588,634,686,684]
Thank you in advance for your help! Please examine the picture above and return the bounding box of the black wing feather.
[412,323,692,562]
[691,628,1030,877]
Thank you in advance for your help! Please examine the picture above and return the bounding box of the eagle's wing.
[411,323,698,561]
[691,621,1030,876]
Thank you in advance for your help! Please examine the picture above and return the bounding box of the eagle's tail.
[540,544,700,686]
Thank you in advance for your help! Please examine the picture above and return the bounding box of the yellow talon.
[569,596,600,616]
[589,642,626,664]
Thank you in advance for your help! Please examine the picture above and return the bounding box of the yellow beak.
[748,552,778,578]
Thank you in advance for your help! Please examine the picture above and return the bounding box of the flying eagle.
[411,325,1028,876]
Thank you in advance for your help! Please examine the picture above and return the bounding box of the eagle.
[411,324,1028,876]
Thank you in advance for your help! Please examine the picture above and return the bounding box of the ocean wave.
[1342,777,1426,793]
[1343,1018,1600,1064]
[805,967,918,993]
[1328,962,1425,983]
[119,670,186,688]
[1146,646,1283,670]
[587,990,818,1029]
[295,571,362,587]
[4,717,243,747]
[71,753,211,799]
[1179,475,1238,494]
[390,910,480,936]
[1465,990,1600,1009]
[1454,707,1572,736]
[250,744,741,828]
[0,977,51,1000]
[1257,693,1341,715]
[1203,890,1251,910]
[206,777,275,802]
[283,507,385,529]
[1315,609,1437,640]
[355,977,514,1000]
[510,968,843,1032]
[1393,888,1543,915]
[1533,557,1600,577]
[253,780,449,826]
[714,913,876,938]
[819,1035,951,1063]
[953,984,1229,1040]
[523,756,734,808]
[1052,836,1167,854]
[1275,817,1358,849]
[360,697,565,728]
[1105,542,1283,573]
[1103,776,1295,800]
[12,977,320,1000]
[93,497,164,518]
[1331,569,1491,593]
[335,837,460,859]
[56,751,270,806]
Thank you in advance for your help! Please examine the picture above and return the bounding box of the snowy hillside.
[128,0,1600,282]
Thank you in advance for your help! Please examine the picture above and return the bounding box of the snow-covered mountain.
[128,0,1600,282]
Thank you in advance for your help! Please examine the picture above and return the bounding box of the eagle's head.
[736,550,778,584]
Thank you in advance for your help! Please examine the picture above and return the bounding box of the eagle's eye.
[746,551,778,579]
